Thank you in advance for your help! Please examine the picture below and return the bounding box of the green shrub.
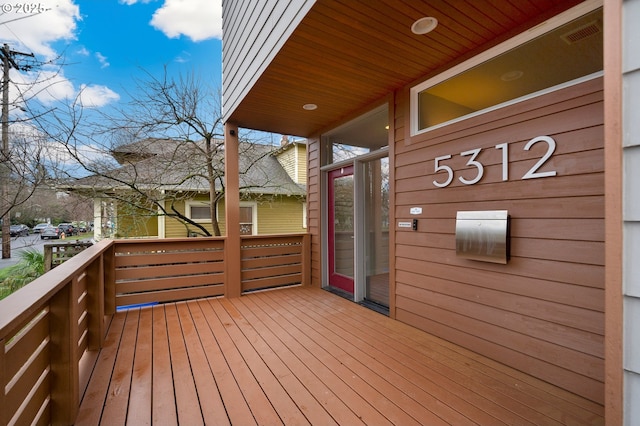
[0,249,45,300]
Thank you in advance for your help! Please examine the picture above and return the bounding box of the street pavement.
[0,234,95,270]
[0,234,49,269]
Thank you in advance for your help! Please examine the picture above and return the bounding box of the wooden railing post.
[224,122,242,298]
[302,233,311,286]
[0,337,6,426]
[44,244,53,272]
[103,244,116,315]
[49,278,80,425]
[86,254,105,350]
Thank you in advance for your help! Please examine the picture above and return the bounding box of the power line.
[0,43,34,72]
[0,43,34,258]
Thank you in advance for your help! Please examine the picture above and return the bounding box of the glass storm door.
[363,157,389,307]
[328,166,355,293]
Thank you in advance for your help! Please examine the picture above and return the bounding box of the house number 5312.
[432,136,557,188]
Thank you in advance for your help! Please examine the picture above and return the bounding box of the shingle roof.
[70,138,305,197]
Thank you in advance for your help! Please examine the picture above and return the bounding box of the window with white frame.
[411,3,602,135]
[186,201,211,222]
[240,202,257,235]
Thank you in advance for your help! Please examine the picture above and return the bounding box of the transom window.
[411,4,602,135]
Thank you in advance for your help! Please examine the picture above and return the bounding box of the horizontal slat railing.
[113,238,226,307]
[241,233,310,293]
[0,233,310,425]
[0,239,112,426]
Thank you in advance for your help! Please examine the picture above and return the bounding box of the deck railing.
[0,233,309,425]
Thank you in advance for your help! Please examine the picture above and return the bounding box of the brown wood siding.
[393,77,604,404]
[307,137,322,288]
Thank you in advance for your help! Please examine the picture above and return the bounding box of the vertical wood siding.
[394,77,604,404]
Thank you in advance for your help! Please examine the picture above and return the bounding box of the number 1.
[495,142,508,181]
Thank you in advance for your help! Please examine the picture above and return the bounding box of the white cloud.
[0,2,119,109]
[95,52,110,68]
[78,84,120,108]
[150,0,222,41]
[11,69,119,108]
[42,138,107,171]
[0,0,80,60]
[119,0,153,5]
[13,69,76,105]
[174,51,191,63]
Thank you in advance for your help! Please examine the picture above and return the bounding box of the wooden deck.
[75,286,604,425]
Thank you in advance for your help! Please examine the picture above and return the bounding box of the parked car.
[32,223,50,234]
[57,223,78,236]
[9,224,29,237]
[74,221,89,233]
[40,224,62,239]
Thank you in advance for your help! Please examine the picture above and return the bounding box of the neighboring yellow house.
[70,137,307,239]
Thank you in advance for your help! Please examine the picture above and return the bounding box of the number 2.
[522,136,557,179]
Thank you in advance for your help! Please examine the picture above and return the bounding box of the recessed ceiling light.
[411,17,438,35]
[500,70,524,81]
[303,103,317,110]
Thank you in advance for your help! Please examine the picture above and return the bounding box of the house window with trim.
[186,201,210,222]
[240,202,257,235]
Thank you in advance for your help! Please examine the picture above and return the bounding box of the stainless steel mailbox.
[455,210,509,264]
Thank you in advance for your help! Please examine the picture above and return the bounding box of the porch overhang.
[223,0,583,137]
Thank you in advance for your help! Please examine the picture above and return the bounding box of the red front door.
[328,166,354,293]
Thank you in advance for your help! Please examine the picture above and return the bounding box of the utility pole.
[0,43,33,258]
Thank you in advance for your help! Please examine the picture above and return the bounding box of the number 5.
[433,155,453,187]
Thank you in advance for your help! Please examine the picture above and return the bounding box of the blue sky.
[0,0,223,109]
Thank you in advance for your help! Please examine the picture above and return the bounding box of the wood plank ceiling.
[228,0,583,138]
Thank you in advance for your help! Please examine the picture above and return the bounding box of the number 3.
[458,148,483,185]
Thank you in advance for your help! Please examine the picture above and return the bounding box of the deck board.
[288,288,543,425]
[77,286,604,425]
[101,309,138,425]
[165,303,207,425]
[151,304,178,425]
